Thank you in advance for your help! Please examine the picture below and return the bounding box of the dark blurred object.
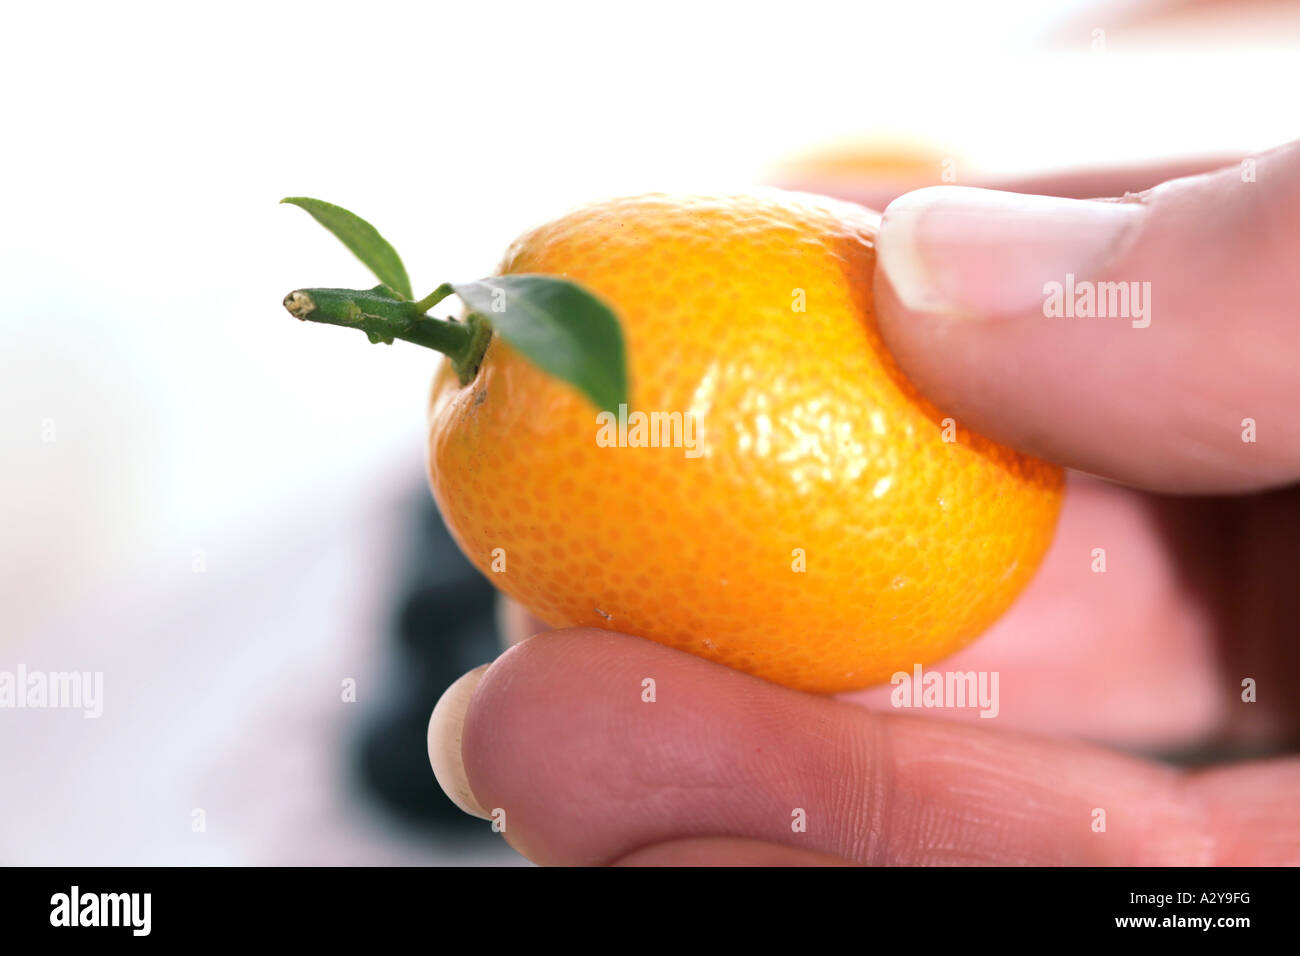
[353,487,499,836]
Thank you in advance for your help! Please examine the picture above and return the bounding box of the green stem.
[412,282,456,314]
[283,285,490,384]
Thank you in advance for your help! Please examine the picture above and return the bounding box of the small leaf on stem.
[453,275,628,413]
[281,197,414,301]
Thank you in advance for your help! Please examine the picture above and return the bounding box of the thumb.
[873,141,1300,494]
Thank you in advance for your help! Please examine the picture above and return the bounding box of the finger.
[612,837,856,866]
[779,155,1238,215]
[841,473,1228,752]
[982,157,1242,204]
[432,627,1300,865]
[873,141,1300,492]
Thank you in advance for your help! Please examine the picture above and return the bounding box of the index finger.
[774,154,1238,210]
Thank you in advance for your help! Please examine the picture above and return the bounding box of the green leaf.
[281,197,413,301]
[453,275,628,413]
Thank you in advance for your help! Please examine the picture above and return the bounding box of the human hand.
[427,144,1300,865]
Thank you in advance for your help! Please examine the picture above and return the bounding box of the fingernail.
[428,664,491,819]
[877,186,1144,319]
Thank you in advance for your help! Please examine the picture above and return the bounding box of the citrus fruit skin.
[427,192,1064,693]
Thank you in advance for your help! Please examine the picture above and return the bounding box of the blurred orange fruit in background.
[768,138,960,199]
[427,192,1063,693]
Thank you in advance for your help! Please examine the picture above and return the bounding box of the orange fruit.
[769,139,960,201]
[773,138,955,181]
[427,192,1064,693]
